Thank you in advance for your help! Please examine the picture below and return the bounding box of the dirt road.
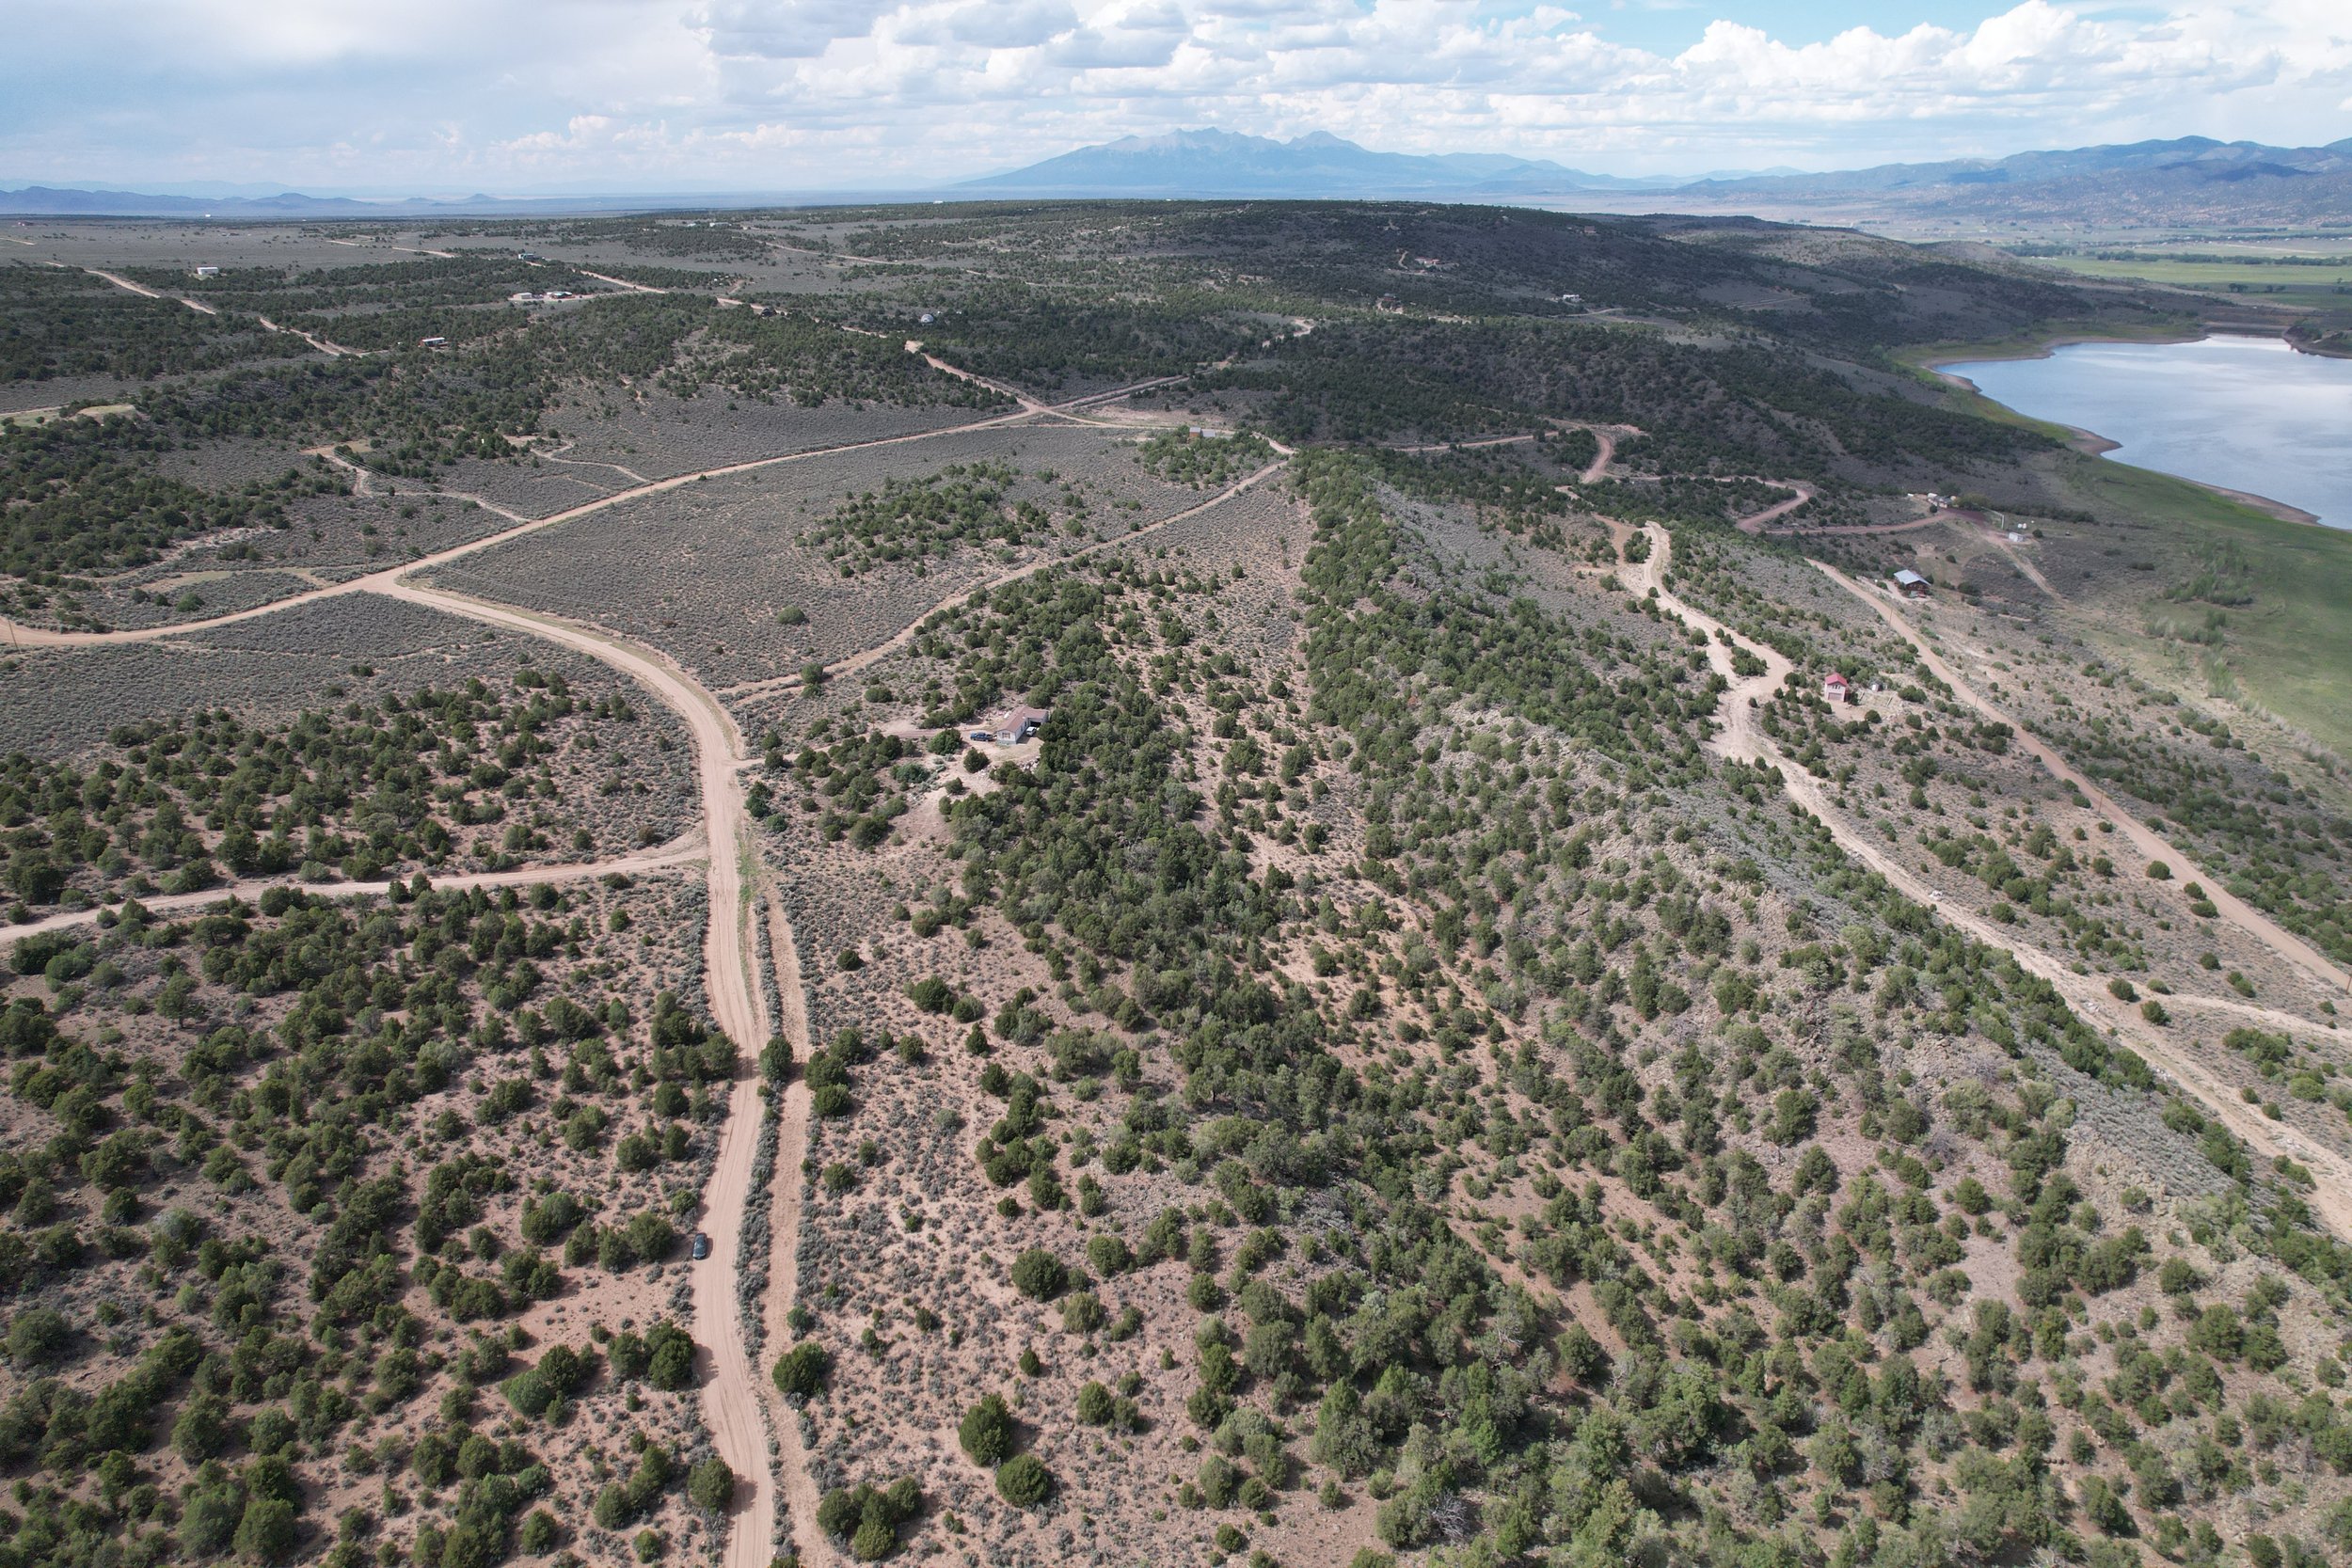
[1624,523,2352,1238]
[1814,559,2350,1000]
[0,409,1044,649]
[1581,428,1619,483]
[84,267,215,315]
[373,577,802,1566]
[757,892,827,1558]
[577,271,667,294]
[719,455,1292,702]
[5,833,704,944]
[255,314,357,356]
[1729,482,1816,534]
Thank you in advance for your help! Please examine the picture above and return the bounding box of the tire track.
[716,455,1291,703]
[1624,520,2352,1238]
[1813,558,2350,999]
[7,832,704,943]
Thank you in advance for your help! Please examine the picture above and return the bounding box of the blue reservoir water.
[1941,335,2352,529]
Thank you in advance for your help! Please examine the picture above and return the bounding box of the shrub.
[818,1478,922,1560]
[689,1456,735,1512]
[519,1511,559,1553]
[1061,1291,1106,1335]
[232,1497,298,1564]
[774,1340,833,1398]
[960,1392,1015,1465]
[995,1453,1054,1508]
[646,1319,695,1390]
[7,1307,72,1367]
[2146,861,2170,880]
[1077,1381,1116,1425]
[1010,1247,1069,1301]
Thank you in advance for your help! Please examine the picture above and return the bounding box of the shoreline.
[1925,331,2328,531]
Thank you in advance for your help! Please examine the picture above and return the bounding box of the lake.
[1939,334,2352,529]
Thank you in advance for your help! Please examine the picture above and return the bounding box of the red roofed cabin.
[1823,672,1854,705]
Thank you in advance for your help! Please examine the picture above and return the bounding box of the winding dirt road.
[0,410,1041,649]
[3,369,1236,1567]
[1814,558,2350,999]
[1726,481,1816,534]
[1624,521,2352,1238]
[369,577,801,1565]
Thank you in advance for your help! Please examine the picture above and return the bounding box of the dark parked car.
[691,1232,711,1260]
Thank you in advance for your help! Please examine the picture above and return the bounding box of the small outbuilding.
[1892,569,1931,600]
[193,265,220,279]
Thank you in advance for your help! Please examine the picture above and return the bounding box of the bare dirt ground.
[1817,558,2352,1000]
[369,576,797,1566]
[1627,519,2352,1240]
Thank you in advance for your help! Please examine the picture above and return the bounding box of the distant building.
[918,312,935,325]
[418,336,447,348]
[516,251,544,262]
[193,265,219,279]
[543,289,573,300]
[509,292,542,305]
[2006,528,2029,544]
[1823,672,1854,704]
[1893,569,1931,599]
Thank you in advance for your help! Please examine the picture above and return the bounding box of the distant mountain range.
[0,185,824,218]
[11,131,2352,229]
[962,130,2352,229]
[1659,135,2352,229]
[958,129,1680,197]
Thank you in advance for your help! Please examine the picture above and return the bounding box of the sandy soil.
[718,455,1293,703]
[1816,558,2352,1000]
[8,831,704,942]
[370,575,801,1566]
[1626,519,2352,1240]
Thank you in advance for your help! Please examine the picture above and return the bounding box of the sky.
[5,0,2350,195]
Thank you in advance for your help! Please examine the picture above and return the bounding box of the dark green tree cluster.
[0,671,647,913]
[1,263,306,385]
[1135,429,1276,489]
[0,417,293,578]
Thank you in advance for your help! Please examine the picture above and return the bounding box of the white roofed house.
[1892,569,1931,599]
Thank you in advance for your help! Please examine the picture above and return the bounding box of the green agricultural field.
[2026,253,2352,291]
[2065,455,2352,755]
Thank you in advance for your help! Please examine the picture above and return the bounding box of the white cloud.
[943,1,1081,48]
[693,0,906,59]
[3,1,2349,190]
